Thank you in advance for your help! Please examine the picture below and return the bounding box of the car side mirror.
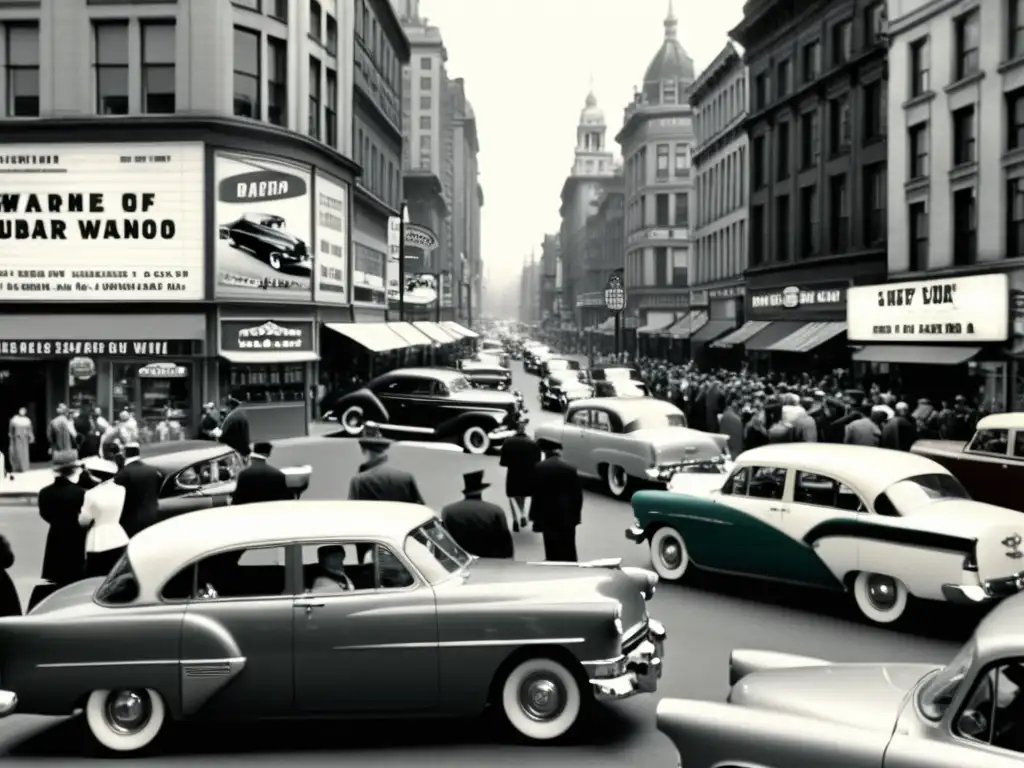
[218,227,229,240]
[957,708,988,739]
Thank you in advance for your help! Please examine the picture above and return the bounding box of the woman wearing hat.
[32,450,88,609]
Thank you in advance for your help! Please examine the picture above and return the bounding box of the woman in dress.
[79,473,129,578]
[7,407,33,473]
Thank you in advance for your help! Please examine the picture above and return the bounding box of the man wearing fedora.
[232,441,291,505]
[499,418,541,532]
[441,470,513,559]
[32,449,88,609]
[531,445,584,562]
[114,443,163,538]
[218,396,250,458]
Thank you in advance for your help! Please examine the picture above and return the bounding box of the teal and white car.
[626,443,1024,625]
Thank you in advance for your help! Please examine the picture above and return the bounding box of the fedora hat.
[251,441,273,460]
[461,470,490,494]
[358,422,392,451]
[51,449,81,470]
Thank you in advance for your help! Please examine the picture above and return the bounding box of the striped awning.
[852,345,981,365]
[667,310,709,339]
[638,313,678,334]
[766,322,847,353]
[710,320,771,349]
[691,319,736,344]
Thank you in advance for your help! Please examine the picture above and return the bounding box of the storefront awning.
[442,321,479,339]
[637,312,677,334]
[387,322,434,346]
[667,311,709,340]
[691,319,736,344]
[710,320,772,349]
[851,345,982,365]
[766,322,847,353]
[413,321,458,343]
[595,317,616,335]
[220,350,320,364]
[325,322,409,353]
[745,321,807,352]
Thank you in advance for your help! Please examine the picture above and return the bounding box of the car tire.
[339,405,366,436]
[268,252,283,271]
[852,571,909,624]
[499,656,583,742]
[604,464,634,499]
[649,527,690,582]
[462,424,491,455]
[85,688,166,753]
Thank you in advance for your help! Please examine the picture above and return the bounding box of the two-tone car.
[0,501,665,753]
[538,358,584,410]
[533,397,729,499]
[332,368,525,454]
[478,338,510,368]
[658,580,1024,768]
[523,344,551,375]
[457,358,513,390]
[627,442,1024,624]
[219,213,311,273]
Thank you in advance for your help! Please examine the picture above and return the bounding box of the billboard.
[313,172,349,304]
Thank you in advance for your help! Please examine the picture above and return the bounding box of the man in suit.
[441,470,513,559]
[197,402,221,441]
[530,445,583,562]
[717,395,744,457]
[33,450,88,609]
[498,418,541,532]
[218,397,250,458]
[114,443,163,537]
[232,441,291,505]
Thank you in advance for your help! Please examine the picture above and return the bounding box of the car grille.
[622,618,649,653]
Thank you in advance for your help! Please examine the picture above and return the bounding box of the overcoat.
[530,456,583,534]
[347,454,424,504]
[219,409,251,457]
[499,434,541,497]
[232,461,292,505]
[38,476,87,585]
[114,460,164,537]
[441,497,514,558]
[0,535,20,616]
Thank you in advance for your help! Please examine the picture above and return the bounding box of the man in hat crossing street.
[32,450,88,609]
[218,397,250,458]
[530,445,584,562]
[499,418,540,532]
[441,471,513,559]
[232,441,291,505]
[115,444,164,537]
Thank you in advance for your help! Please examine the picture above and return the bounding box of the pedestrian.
[498,418,541,532]
[743,402,769,451]
[197,402,221,441]
[0,534,20,616]
[32,450,88,610]
[441,470,514,558]
[844,406,882,447]
[881,401,918,451]
[530,445,583,562]
[79,471,129,578]
[219,397,251,458]
[7,407,33,474]
[114,443,163,537]
[46,404,76,455]
[232,441,292,505]
[76,408,102,459]
[717,395,744,457]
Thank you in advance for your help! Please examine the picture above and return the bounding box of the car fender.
[334,388,389,423]
[591,446,649,478]
[177,610,248,717]
[435,409,507,439]
[533,423,564,449]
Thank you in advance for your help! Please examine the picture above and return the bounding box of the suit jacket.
[499,434,542,497]
[219,408,251,456]
[844,417,881,447]
[441,497,514,559]
[232,461,292,505]
[114,460,164,537]
[718,409,744,457]
[530,456,583,533]
[347,454,424,504]
[881,416,918,452]
[38,476,87,584]
[80,482,129,553]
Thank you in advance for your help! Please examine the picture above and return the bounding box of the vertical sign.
[313,172,349,304]
[386,215,401,303]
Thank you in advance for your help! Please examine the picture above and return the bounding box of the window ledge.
[944,71,985,96]
[1003,147,1024,169]
[998,56,1024,75]
[904,176,929,194]
[949,162,978,182]
[902,91,935,109]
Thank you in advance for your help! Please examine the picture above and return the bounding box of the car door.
[373,375,430,433]
[959,428,1012,508]
[202,452,244,507]
[292,541,439,714]
[561,408,591,470]
[158,460,218,518]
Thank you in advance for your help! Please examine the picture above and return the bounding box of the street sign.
[604,273,625,312]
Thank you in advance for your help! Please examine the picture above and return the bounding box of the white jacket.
[79,482,130,553]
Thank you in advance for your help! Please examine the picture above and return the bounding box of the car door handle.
[294,600,325,609]
[770,507,789,513]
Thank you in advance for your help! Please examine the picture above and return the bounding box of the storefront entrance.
[0,361,53,463]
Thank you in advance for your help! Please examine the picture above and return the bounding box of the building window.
[750,204,766,266]
[233,27,260,118]
[952,105,976,165]
[802,41,820,83]
[674,143,689,175]
[954,10,980,81]
[776,60,790,98]
[753,134,767,189]
[419,95,431,109]
[309,0,322,41]
[325,68,337,147]
[863,80,886,142]
[267,37,286,126]
[654,247,668,287]
[141,22,175,114]
[419,115,431,129]
[235,0,260,10]
[754,72,769,109]
[308,56,320,139]
[800,109,819,169]
[829,173,849,252]
[776,120,790,180]
[775,194,790,261]
[420,76,431,89]
[832,20,851,66]
[1010,179,1024,258]
[420,56,431,68]
[94,21,129,115]
[909,38,929,97]
[1012,0,1024,59]
[674,192,689,228]
[1009,88,1024,150]
[863,163,886,246]
[419,134,430,150]
[656,144,670,180]
[908,123,929,178]
[953,188,977,265]
[829,95,850,155]
[5,23,38,117]
[325,14,337,54]
[270,0,288,21]
[908,202,928,271]
[655,194,670,226]
[864,2,885,46]
[799,184,818,258]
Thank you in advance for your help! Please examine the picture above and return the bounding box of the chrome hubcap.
[345,411,362,429]
[104,690,152,735]
[866,574,898,610]
[519,674,565,721]
[468,430,485,447]
[660,539,682,568]
[610,468,625,491]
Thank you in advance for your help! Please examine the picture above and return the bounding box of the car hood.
[910,439,968,459]
[234,223,303,248]
[630,427,728,464]
[731,662,937,732]
[668,471,730,496]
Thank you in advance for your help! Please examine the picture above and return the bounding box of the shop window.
[112,362,192,443]
[221,363,305,405]
[68,357,99,414]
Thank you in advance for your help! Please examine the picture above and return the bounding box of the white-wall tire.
[605,464,632,499]
[85,688,166,753]
[500,656,582,742]
[462,425,491,455]
[852,572,908,624]
[649,527,690,581]
[340,405,365,436]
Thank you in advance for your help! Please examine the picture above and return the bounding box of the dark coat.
[347,454,424,504]
[718,408,744,457]
[881,415,918,452]
[530,456,583,534]
[0,536,20,616]
[232,460,292,505]
[114,460,164,537]
[38,476,87,585]
[499,434,542,497]
[441,497,514,558]
[704,384,725,432]
[77,470,100,491]
[743,419,769,451]
[219,408,251,456]
[198,413,220,440]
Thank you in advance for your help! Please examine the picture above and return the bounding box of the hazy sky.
[418,0,745,294]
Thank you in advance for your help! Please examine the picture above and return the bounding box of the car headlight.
[591,656,629,678]
[645,466,677,482]
[613,602,624,635]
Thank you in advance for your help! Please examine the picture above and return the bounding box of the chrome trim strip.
[37,656,245,669]
[674,513,732,526]
[332,637,585,651]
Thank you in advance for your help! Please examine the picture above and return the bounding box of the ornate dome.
[580,91,605,125]
[643,1,695,85]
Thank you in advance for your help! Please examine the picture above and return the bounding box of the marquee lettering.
[878,282,957,307]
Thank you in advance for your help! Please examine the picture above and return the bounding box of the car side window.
[721,466,750,496]
[569,409,589,427]
[955,659,1024,754]
[430,381,449,396]
[591,411,612,432]
[163,545,287,601]
[1013,431,1024,459]
[794,472,866,512]
[174,463,203,493]
[967,429,1010,456]
[745,467,787,500]
[377,377,417,395]
[212,453,243,483]
[301,542,415,593]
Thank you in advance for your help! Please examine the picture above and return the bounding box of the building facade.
[577,178,626,333]
[519,257,542,324]
[726,0,888,371]
[449,77,483,326]
[616,5,697,345]
[688,41,750,355]
[540,234,561,325]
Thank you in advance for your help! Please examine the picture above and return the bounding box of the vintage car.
[592,378,650,399]
[539,357,582,380]
[658,581,1024,768]
[0,442,311,513]
[218,213,311,273]
[581,366,643,385]
[911,412,1024,514]
[523,344,552,374]
[533,397,728,499]
[332,368,525,454]
[626,442,1024,624]
[540,374,593,411]
[0,502,666,753]
[457,358,513,390]
[478,338,510,368]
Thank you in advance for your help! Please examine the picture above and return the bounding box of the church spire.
[664,0,678,40]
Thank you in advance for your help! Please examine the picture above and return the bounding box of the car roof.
[975,413,1024,431]
[380,367,465,381]
[736,444,948,500]
[568,397,681,417]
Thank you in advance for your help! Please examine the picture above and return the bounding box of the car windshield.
[448,377,472,393]
[918,640,975,721]
[547,359,579,371]
[601,368,640,380]
[623,411,686,432]
[882,473,971,514]
[406,518,472,573]
[94,552,140,605]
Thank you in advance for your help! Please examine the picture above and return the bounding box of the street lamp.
[398,201,410,322]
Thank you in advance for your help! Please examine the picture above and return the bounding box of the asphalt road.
[0,355,978,764]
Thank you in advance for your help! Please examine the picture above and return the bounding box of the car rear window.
[95,552,140,605]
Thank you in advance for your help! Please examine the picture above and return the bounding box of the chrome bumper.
[488,427,515,441]
[625,524,645,543]
[590,618,666,701]
[0,690,16,717]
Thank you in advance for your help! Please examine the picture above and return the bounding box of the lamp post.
[398,201,409,322]
[604,270,626,359]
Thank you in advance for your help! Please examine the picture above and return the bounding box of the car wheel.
[605,464,634,499]
[499,656,583,742]
[85,688,166,753]
[852,572,908,624]
[649,527,690,581]
[340,405,366,436]
[268,252,283,271]
[462,424,491,455]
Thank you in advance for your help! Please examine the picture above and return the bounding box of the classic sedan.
[478,338,510,368]
[534,398,729,499]
[658,586,1024,768]
[219,213,311,273]
[523,344,552,374]
[0,502,665,753]
[911,412,1024,513]
[627,442,1024,624]
[539,374,593,411]
[458,359,513,390]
